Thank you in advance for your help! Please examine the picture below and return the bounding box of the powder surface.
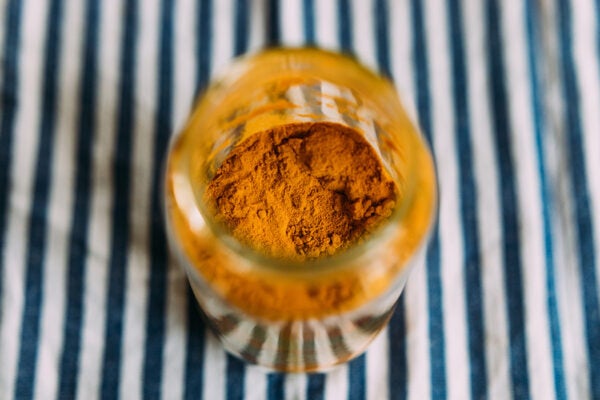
[205,122,397,260]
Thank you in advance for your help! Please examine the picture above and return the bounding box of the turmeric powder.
[205,122,398,260]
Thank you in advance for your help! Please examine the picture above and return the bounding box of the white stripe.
[254,323,282,368]
[0,0,48,397]
[314,0,338,51]
[351,0,377,71]
[423,0,471,397]
[404,259,431,400]
[161,1,199,398]
[211,0,234,75]
[162,258,187,400]
[33,0,83,398]
[308,320,339,369]
[202,5,236,397]
[325,364,348,400]
[76,0,121,397]
[244,365,267,400]
[572,0,600,298]
[173,0,198,132]
[118,0,160,397]
[285,373,307,400]
[552,199,589,400]
[389,0,417,127]
[320,81,346,124]
[366,327,389,400]
[501,0,557,399]
[462,0,514,398]
[542,0,592,398]
[280,0,303,46]
[221,320,256,355]
[286,85,316,123]
[550,151,590,400]
[333,319,373,358]
[203,331,227,400]
[248,0,267,53]
[292,322,304,371]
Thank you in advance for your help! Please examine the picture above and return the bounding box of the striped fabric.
[0,0,599,399]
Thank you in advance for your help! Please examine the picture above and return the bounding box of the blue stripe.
[348,354,366,400]
[557,0,600,396]
[485,1,531,398]
[407,0,448,396]
[267,373,285,400]
[142,0,175,397]
[234,0,249,56]
[226,354,246,400]
[267,0,280,46]
[239,324,267,363]
[184,290,205,400]
[524,0,567,398]
[337,0,352,53]
[374,0,391,79]
[195,0,212,97]
[446,0,488,398]
[303,0,315,45]
[388,299,407,400]
[424,234,446,396]
[306,373,325,400]
[0,0,23,320]
[99,0,137,397]
[184,1,212,397]
[274,324,293,369]
[14,0,63,397]
[57,0,100,398]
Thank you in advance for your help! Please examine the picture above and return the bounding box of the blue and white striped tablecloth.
[1,0,599,399]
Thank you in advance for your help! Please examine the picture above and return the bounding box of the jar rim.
[166,47,437,277]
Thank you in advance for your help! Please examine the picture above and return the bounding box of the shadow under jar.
[164,48,437,372]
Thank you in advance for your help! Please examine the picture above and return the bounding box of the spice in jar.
[205,121,398,261]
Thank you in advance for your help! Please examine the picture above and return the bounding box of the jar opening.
[168,48,434,277]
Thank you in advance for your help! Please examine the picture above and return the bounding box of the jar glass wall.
[164,48,437,372]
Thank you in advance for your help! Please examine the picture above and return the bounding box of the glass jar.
[164,48,437,372]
